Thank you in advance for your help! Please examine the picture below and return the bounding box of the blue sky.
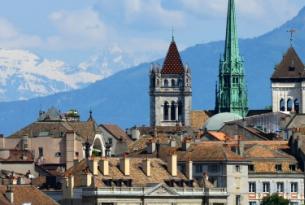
[0,0,304,66]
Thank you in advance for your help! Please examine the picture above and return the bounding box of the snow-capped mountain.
[0,47,135,101]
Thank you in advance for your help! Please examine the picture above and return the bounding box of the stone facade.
[271,81,304,113]
[149,39,192,127]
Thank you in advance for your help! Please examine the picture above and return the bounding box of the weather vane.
[287,28,297,46]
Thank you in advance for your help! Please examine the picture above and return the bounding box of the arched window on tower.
[178,101,183,121]
[294,99,300,113]
[171,101,176,121]
[280,99,285,112]
[287,99,293,112]
[171,79,176,87]
[164,101,169,121]
[156,79,160,87]
[164,79,169,87]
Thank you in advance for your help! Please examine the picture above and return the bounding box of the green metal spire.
[216,0,248,117]
[224,0,240,63]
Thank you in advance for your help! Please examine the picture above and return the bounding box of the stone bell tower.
[149,37,192,127]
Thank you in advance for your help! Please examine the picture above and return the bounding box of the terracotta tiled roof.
[8,120,100,143]
[206,131,228,141]
[190,111,210,130]
[128,134,173,153]
[65,157,191,188]
[244,143,300,173]
[100,124,131,142]
[0,185,59,205]
[177,142,245,162]
[271,47,305,81]
[161,40,185,74]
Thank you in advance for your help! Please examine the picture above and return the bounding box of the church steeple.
[216,0,248,117]
[224,0,240,63]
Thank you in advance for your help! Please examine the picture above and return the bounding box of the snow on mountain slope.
[0,47,134,101]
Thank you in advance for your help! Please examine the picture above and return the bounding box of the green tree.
[261,194,289,205]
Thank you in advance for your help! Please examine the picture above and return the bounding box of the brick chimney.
[5,185,13,203]
[142,158,151,177]
[167,152,177,177]
[120,156,130,176]
[89,158,98,175]
[99,158,109,176]
[186,160,193,180]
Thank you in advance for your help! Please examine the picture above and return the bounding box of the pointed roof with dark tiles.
[271,47,305,81]
[161,40,185,74]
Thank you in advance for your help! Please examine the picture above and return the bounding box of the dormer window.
[289,66,295,71]
[275,164,282,172]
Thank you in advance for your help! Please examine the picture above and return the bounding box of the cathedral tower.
[216,0,248,117]
[149,38,192,127]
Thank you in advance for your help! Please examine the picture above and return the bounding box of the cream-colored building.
[61,156,229,205]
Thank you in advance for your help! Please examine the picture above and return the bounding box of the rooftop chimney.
[186,160,193,180]
[147,140,156,154]
[182,138,191,151]
[89,158,98,175]
[81,170,92,187]
[169,138,176,147]
[5,186,13,203]
[142,158,151,177]
[99,158,109,176]
[63,175,74,199]
[167,152,177,177]
[120,156,130,176]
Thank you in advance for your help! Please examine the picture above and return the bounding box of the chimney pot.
[143,158,151,177]
[186,160,193,180]
[167,153,177,177]
[100,159,109,176]
[120,157,130,176]
[89,159,98,175]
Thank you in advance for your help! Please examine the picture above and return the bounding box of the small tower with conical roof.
[149,37,192,127]
[216,0,248,117]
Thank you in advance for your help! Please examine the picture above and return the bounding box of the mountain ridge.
[1,7,305,135]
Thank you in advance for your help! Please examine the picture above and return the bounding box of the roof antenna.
[287,28,296,47]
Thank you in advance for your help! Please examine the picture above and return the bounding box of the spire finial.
[287,29,296,47]
[171,27,174,42]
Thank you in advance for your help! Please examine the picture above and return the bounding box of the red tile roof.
[0,185,59,205]
[271,47,305,80]
[101,124,131,143]
[161,40,185,74]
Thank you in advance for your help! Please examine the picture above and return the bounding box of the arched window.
[287,99,293,112]
[280,99,285,111]
[178,101,183,121]
[164,79,169,87]
[171,101,176,121]
[294,99,300,113]
[171,79,176,87]
[156,79,160,86]
[164,101,169,121]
